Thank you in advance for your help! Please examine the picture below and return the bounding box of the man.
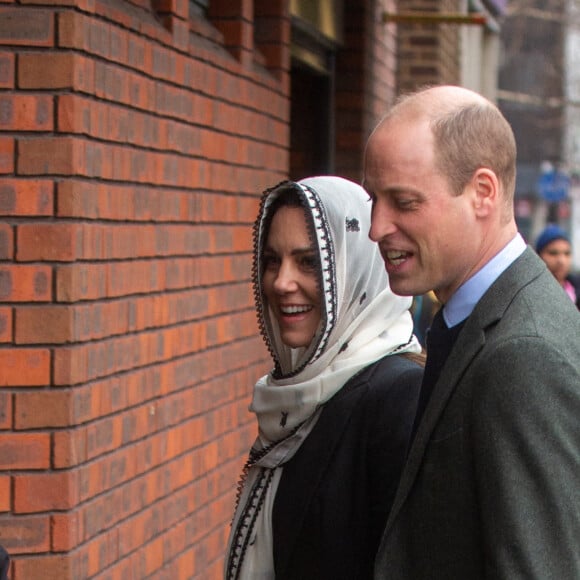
[364,85,580,579]
[535,223,580,309]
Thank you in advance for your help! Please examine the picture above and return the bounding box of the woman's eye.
[263,255,280,270]
[300,255,318,271]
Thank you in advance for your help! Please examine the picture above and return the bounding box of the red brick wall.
[0,0,289,577]
[0,0,400,577]
[365,0,398,139]
[396,0,462,93]
[335,0,398,183]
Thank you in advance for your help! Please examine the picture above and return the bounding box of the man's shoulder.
[468,251,580,353]
[481,248,570,315]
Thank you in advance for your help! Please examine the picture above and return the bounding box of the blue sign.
[536,170,570,202]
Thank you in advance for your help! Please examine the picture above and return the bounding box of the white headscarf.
[226,176,421,580]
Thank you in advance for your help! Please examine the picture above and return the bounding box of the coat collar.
[384,247,546,533]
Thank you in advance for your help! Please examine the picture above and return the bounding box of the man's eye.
[396,198,417,210]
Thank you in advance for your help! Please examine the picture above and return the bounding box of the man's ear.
[471,168,499,218]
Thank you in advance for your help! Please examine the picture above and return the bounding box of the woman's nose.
[272,260,298,293]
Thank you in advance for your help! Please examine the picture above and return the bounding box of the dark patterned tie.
[410,308,465,441]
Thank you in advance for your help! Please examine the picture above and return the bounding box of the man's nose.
[369,201,397,242]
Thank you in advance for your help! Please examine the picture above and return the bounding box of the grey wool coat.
[374,247,580,580]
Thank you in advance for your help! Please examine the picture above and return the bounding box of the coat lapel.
[383,247,547,534]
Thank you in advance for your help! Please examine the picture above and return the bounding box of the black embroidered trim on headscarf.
[226,467,275,580]
[226,419,303,580]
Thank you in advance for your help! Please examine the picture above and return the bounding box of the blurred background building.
[498,0,580,268]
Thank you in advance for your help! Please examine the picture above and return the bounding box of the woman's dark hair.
[266,183,304,215]
[260,183,310,268]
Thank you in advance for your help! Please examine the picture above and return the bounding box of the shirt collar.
[443,233,527,327]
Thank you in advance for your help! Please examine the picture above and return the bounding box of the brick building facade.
[0,0,402,577]
[395,0,461,92]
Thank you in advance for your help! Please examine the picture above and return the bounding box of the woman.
[535,224,580,309]
[226,176,424,580]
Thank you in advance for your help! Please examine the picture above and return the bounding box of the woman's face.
[262,205,322,348]
[540,238,572,285]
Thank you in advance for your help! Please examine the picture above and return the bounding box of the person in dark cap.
[535,224,580,309]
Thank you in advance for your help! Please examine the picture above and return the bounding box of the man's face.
[363,118,480,304]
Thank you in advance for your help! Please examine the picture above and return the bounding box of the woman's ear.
[471,168,499,218]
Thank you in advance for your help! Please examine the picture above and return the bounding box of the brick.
[53,428,86,468]
[0,265,51,302]
[14,389,73,428]
[12,554,72,580]
[0,475,10,511]
[0,9,54,46]
[0,137,13,173]
[0,390,11,428]
[18,52,76,89]
[17,137,76,176]
[154,0,188,18]
[0,307,11,343]
[14,471,79,513]
[0,52,14,88]
[0,348,50,386]
[0,223,12,259]
[0,94,53,131]
[57,11,86,50]
[17,223,79,262]
[51,512,82,552]
[0,432,50,469]
[55,263,108,302]
[0,179,53,215]
[15,305,73,344]
[0,514,50,554]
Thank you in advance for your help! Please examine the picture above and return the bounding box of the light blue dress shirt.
[443,233,527,328]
